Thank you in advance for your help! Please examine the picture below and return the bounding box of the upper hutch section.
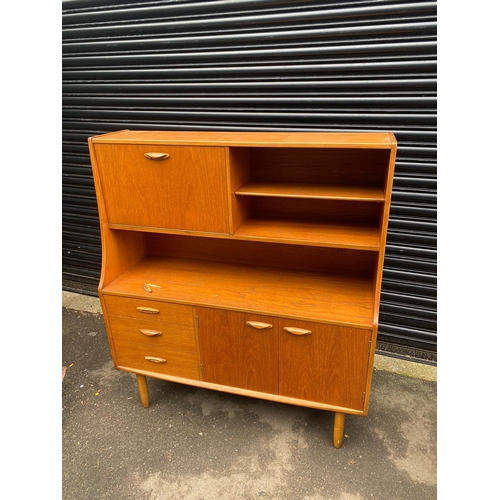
[89,130,397,250]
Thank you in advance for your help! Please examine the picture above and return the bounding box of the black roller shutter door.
[62,0,437,361]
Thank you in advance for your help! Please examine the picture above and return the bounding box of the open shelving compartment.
[228,146,390,249]
[103,232,379,328]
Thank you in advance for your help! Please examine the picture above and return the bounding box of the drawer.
[107,314,197,352]
[113,339,200,380]
[93,143,230,233]
[103,295,194,325]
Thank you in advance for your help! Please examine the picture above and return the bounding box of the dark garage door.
[62,0,437,362]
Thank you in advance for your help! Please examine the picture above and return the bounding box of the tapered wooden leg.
[333,412,345,448]
[136,374,150,408]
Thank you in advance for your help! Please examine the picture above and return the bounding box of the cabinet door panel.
[197,308,279,394]
[94,144,229,233]
[279,320,371,410]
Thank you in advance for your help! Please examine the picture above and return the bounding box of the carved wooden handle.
[246,321,273,330]
[136,306,160,314]
[140,329,163,337]
[283,327,312,336]
[144,152,170,160]
[143,283,161,293]
[145,356,167,363]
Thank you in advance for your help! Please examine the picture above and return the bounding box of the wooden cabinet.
[88,130,397,448]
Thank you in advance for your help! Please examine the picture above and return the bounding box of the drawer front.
[107,314,197,352]
[103,295,194,325]
[114,339,200,380]
[94,143,230,233]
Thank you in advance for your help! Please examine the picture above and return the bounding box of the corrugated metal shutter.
[62,0,437,360]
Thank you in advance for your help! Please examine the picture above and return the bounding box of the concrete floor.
[62,292,437,500]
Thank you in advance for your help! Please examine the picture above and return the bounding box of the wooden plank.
[103,256,375,327]
[236,181,385,201]
[90,130,394,148]
[234,218,380,250]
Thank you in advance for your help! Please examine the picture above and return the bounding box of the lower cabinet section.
[104,296,373,414]
[102,295,374,447]
[197,307,372,411]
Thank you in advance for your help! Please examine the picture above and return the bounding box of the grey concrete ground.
[62,292,437,500]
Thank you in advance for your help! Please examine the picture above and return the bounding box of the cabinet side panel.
[88,137,147,291]
[373,140,397,326]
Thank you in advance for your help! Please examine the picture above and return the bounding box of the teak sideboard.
[88,130,397,448]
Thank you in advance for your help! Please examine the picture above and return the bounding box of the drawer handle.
[246,321,273,330]
[140,329,163,337]
[284,327,312,336]
[143,283,161,293]
[136,306,160,314]
[144,152,170,161]
[145,356,167,364]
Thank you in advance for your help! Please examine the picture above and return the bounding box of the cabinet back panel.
[248,148,389,187]
[145,233,376,277]
[250,198,382,224]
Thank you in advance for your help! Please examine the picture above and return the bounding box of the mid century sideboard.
[88,130,397,448]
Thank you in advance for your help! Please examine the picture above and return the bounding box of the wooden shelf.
[234,217,380,250]
[103,256,375,328]
[235,182,385,201]
[107,221,380,250]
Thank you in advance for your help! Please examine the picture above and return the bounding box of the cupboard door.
[279,320,371,411]
[93,144,230,233]
[197,308,279,394]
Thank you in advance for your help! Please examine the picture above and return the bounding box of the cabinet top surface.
[89,130,396,148]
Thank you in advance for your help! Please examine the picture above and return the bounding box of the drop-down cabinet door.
[278,320,372,411]
[197,308,279,394]
[92,143,230,233]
